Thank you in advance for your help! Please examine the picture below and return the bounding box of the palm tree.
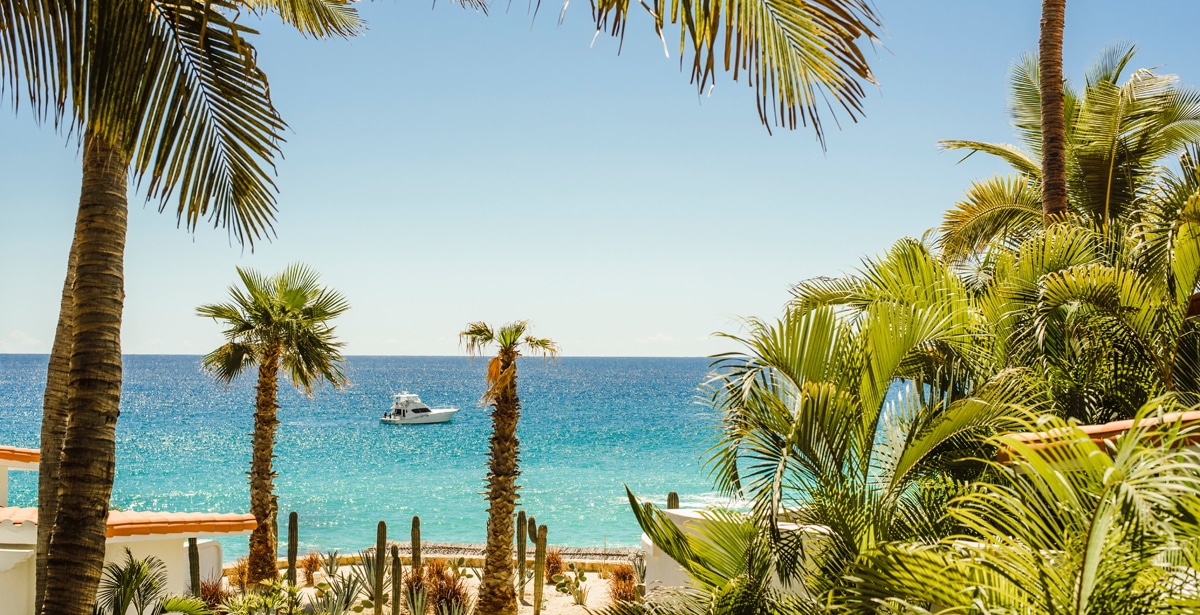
[0,3,363,613]
[850,398,1200,615]
[198,263,350,585]
[460,321,558,615]
[0,4,364,613]
[95,548,211,615]
[1040,0,1069,221]
[0,1,882,610]
[611,241,1040,613]
[937,45,1200,261]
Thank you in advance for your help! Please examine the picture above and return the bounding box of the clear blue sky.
[3,1,1199,357]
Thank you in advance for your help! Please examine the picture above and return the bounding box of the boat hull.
[380,408,458,425]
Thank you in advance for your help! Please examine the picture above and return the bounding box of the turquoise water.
[0,355,721,559]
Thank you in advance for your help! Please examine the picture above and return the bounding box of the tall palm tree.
[937,46,1200,261]
[198,264,350,585]
[1040,0,1069,221]
[0,3,362,613]
[460,321,558,615]
[851,398,1200,615]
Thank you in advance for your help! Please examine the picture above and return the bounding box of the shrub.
[609,564,638,603]
[200,577,232,608]
[300,550,322,586]
[544,549,564,584]
[425,559,473,614]
[229,557,249,593]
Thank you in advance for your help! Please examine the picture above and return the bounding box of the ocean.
[0,355,723,559]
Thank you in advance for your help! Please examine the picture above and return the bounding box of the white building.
[0,445,255,614]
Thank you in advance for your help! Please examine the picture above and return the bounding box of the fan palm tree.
[198,263,350,585]
[0,3,363,614]
[850,398,1200,615]
[460,321,558,615]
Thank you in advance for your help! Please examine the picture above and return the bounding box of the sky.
[3,1,1200,357]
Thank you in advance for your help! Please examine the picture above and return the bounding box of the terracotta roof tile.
[998,410,1200,463]
[0,507,256,537]
[0,446,40,464]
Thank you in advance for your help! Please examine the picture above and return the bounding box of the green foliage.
[553,563,589,605]
[197,263,350,393]
[851,398,1200,615]
[94,548,211,615]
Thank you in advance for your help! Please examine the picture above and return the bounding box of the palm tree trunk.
[247,345,282,584]
[35,229,79,614]
[478,350,520,615]
[39,128,128,615]
[1040,0,1069,222]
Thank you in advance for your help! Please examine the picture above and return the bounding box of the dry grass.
[609,563,638,603]
[426,559,473,613]
[229,557,249,593]
[544,549,564,584]
[300,550,322,586]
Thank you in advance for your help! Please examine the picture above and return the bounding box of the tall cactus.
[187,538,200,597]
[411,515,422,570]
[286,511,299,586]
[390,544,401,615]
[532,524,547,615]
[516,510,527,599]
[666,491,679,509]
[375,520,387,615]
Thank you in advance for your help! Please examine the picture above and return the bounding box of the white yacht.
[381,391,458,425]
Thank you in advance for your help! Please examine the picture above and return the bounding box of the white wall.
[641,508,824,599]
[0,548,34,615]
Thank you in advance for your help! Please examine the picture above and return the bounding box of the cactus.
[532,524,547,615]
[666,491,679,509]
[391,545,401,615]
[375,520,387,615]
[287,511,299,586]
[411,515,422,570]
[516,510,527,599]
[187,538,200,597]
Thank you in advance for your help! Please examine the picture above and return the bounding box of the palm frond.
[245,0,363,38]
[459,321,495,356]
[592,0,879,145]
[940,140,1041,179]
[88,0,287,248]
[0,0,74,122]
[938,174,1043,262]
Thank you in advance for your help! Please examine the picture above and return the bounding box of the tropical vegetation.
[198,263,350,584]
[604,46,1200,615]
[0,0,883,607]
[460,321,559,615]
[94,549,211,615]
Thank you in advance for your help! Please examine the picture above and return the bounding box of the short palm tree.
[851,398,1200,615]
[460,321,558,615]
[198,264,350,585]
[95,548,211,615]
